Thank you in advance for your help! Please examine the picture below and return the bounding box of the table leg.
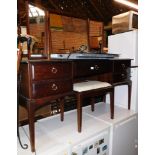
[128,82,132,110]
[77,93,82,133]
[27,102,35,152]
[110,88,114,119]
[90,98,95,112]
[60,98,64,122]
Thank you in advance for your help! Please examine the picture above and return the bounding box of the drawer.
[113,73,130,83]
[74,60,112,78]
[31,62,72,81]
[113,60,131,73]
[31,79,73,98]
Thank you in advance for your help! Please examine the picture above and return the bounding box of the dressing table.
[18,58,132,152]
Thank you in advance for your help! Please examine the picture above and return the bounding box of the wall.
[29,23,44,42]
[51,31,87,53]
[89,20,103,37]
[89,21,103,49]
[51,18,103,53]
[29,15,103,53]
[51,16,88,53]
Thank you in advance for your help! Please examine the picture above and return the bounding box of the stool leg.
[128,82,132,110]
[77,93,82,133]
[103,95,106,103]
[90,98,95,112]
[110,88,114,119]
[56,99,60,113]
[60,98,64,122]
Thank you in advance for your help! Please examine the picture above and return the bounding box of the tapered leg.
[103,95,106,103]
[90,97,95,112]
[77,93,82,133]
[56,99,60,113]
[27,102,35,152]
[60,98,64,121]
[128,82,132,110]
[110,88,114,119]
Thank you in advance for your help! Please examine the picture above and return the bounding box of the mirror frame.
[25,0,51,59]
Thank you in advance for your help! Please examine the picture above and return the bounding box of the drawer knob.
[51,67,57,73]
[121,64,126,68]
[95,65,99,70]
[121,73,125,77]
[51,83,58,90]
[90,66,95,70]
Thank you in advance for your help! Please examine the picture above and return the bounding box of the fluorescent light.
[114,0,138,10]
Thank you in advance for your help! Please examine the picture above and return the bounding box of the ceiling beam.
[79,0,97,20]
[48,0,62,13]
[71,0,88,19]
[88,0,105,22]
[28,0,134,23]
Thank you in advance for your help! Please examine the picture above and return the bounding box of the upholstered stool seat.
[73,80,114,132]
[73,81,112,92]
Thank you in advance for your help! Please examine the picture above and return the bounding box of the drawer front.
[113,60,131,73]
[113,73,130,83]
[32,79,73,98]
[74,61,112,78]
[31,62,72,81]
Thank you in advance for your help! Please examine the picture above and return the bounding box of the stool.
[73,80,114,132]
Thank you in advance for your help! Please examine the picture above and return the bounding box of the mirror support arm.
[87,18,90,51]
[44,10,51,57]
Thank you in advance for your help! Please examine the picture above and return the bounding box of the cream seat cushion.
[73,81,112,92]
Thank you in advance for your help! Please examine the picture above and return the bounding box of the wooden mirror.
[17,0,50,58]
[89,20,104,53]
[28,4,45,54]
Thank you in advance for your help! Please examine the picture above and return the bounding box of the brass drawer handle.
[90,66,95,70]
[51,67,57,73]
[121,73,125,78]
[90,65,99,70]
[121,64,126,68]
[51,83,58,90]
[95,65,99,70]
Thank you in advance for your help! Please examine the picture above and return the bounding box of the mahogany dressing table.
[18,58,132,152]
